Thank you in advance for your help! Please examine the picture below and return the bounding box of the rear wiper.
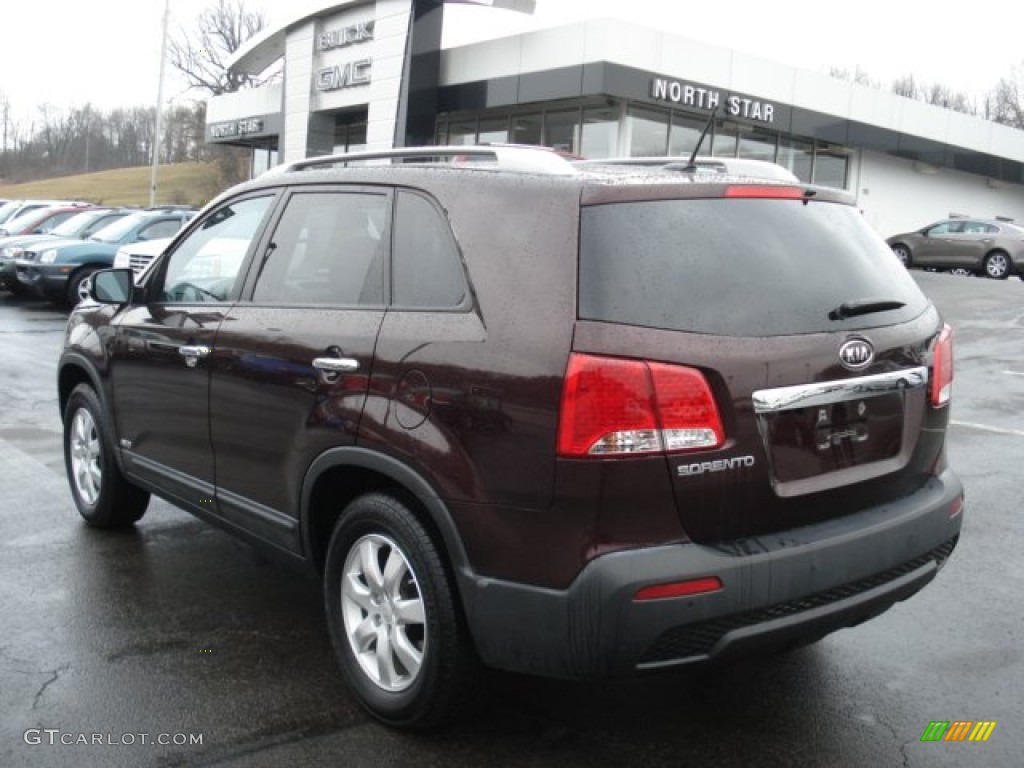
[828,298,906,321]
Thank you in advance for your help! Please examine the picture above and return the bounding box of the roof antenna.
[683,104,720,172]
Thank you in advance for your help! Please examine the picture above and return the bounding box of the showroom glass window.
[581,106,619,158]
[669,114,706,157]
[813,147,849,189]
[712,120,738,157]
[628,106,669,156]
[512,114,542,145]
[545,110,580,154]
[737,125,778,163]
[779,137,814,182]
[448,119,477,146]
[478,117,509,145]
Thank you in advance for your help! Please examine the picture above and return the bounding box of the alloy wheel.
[985,253,1009,279]
[341,533,427,692]
[70,408,102,505]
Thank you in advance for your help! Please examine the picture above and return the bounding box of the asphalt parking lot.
[0,272,1021,768]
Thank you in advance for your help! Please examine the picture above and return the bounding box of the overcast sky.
[1,0,1020,122]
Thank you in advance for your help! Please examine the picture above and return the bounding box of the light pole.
[150,0,171,207]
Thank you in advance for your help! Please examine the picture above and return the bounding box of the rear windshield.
[579,198,929,337]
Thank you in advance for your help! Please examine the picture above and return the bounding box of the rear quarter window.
[579,198,929,336]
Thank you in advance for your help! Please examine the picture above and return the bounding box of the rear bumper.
[458,468,963,679]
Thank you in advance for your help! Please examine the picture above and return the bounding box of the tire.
[63,384,150,528]
[324,492,477,729]
[983,251,1009,280]
[66,267,97,307]
[891,244,911,268]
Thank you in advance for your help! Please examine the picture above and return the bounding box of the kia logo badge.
[839,338,874,370]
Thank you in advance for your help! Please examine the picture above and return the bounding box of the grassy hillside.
[0,162,225,208]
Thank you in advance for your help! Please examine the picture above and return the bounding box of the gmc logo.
[839,338,874,370]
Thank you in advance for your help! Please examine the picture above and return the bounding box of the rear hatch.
[572,181,949,543]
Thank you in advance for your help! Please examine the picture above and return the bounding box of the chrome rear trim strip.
[752,366,928,414]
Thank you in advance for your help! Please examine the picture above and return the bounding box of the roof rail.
[269,145,577,177]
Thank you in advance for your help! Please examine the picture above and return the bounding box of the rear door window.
[579,198,928,337]
[252,191,389,306]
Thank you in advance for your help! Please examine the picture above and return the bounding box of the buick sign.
[839,338,874,370]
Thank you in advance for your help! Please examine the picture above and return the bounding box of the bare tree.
[829,66,877,88]
[891,74,920,100]
[987,67,1024,129]
[168,0,272,96]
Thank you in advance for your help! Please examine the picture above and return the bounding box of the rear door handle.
[312,357,360,373]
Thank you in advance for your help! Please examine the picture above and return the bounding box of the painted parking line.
[1003,371,1024,377]
[950,420,1024,438]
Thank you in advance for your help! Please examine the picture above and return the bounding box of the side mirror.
[91,268,135,305]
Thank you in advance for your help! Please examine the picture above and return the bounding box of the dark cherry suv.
[58,146,963,729]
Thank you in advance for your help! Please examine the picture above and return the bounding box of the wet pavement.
[0,273,1021,767]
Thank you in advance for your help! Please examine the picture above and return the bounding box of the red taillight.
[724,185,805,199]
[557,353,724,458]
[930,324,953,407]
[634,577,723,601]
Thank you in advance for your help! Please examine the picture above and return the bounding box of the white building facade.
[206,1,1024,238]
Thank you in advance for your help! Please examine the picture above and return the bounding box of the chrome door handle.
[312,357,359,373]
[179,345,211,368]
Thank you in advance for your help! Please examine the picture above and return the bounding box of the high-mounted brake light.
[930,324,954,407]
[557,353,724,458]
[724,185,805,199]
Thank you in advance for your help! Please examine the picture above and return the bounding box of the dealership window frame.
[434,98,853,189]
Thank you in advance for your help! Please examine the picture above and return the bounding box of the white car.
[112,237,173,277]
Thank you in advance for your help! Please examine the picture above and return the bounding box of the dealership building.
[205,0,1024,238]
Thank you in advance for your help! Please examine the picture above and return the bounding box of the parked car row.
[0,200,194,306]
[887,216,1024,279]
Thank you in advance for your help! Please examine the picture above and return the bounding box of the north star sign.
[209,118,265,138]
[651,78,776,123]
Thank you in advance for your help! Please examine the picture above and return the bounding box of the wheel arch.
[66,261,109,287]
[300,448,472,584]
[890,242,912,263]
[58,355,133,478]
[983,248,1011,269]
[57,356,105,424]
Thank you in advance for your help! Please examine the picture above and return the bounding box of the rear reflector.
[930,324,953,407]
[949,495,964,519]
[557,354,724,458]
[724,185,805,199]
[634,577,724,601]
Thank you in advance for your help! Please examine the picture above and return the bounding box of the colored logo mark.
[920,721,997,742]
